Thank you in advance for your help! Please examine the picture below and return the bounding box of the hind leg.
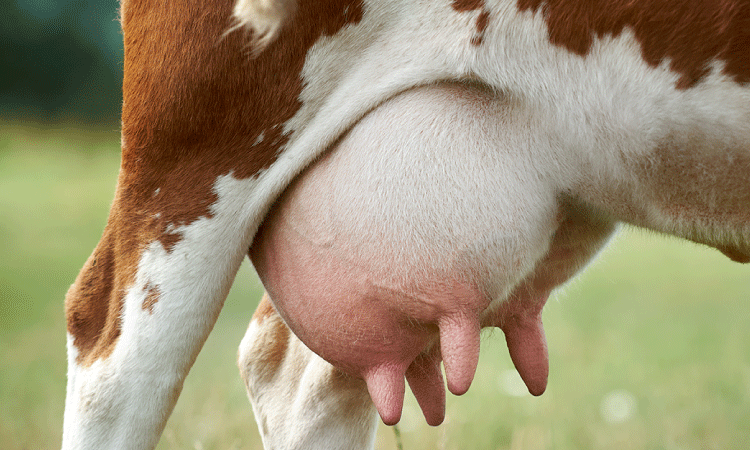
[239,293,378,450]
[60,0,299,445]
[62,173,263,450]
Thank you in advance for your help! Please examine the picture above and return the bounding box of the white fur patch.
[232,0,297,55]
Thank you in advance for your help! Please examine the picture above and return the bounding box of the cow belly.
[250,83,604,425]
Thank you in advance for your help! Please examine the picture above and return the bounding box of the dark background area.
[1,0,122,124]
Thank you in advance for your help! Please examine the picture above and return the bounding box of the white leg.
[239,293,379,450]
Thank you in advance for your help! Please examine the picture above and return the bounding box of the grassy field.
[1,125,748,450]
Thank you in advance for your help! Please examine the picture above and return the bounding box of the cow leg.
[61,0,318,446]
[239,293,378,450]
[62,172,262,450]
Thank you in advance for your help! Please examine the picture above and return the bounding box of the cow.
[62,0,749,449]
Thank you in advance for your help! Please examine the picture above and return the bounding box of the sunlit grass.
[1,125,748,450]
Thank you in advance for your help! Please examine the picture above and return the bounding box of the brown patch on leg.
[252,292,279,324]
[120,0,365,255]
[637,136,750,223]
[65,232,121,364]
[142,284,160,314]
[246,293,291,381]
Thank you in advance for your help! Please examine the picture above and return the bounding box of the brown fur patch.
[517,0,750,88]
[65,232,120,364]
[471,10,491,46]
[452,0,484,12]
[452,0,490,46]
[66,0,363,366]
[252,292,279,324]
[249,293,291,381]
[142,284,160,314]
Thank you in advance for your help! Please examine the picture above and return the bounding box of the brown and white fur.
[62,0,749,449]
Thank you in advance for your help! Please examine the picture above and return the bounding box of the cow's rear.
[62,1,750,449]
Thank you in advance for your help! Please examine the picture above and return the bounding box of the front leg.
[239,293,379,450]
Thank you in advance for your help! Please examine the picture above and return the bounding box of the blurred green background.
[1,2,749,449]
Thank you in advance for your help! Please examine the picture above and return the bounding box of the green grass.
[1,124,748,450]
